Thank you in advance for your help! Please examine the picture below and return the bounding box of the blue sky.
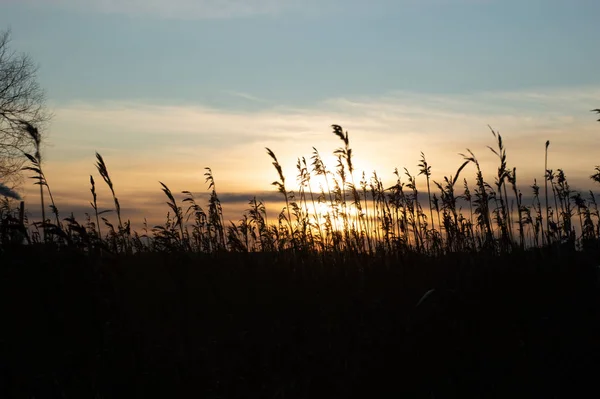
[1,0,599,224]
[3,0,599,106]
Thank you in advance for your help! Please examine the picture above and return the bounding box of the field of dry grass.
[2,121,600,397]
[4,123,600,255]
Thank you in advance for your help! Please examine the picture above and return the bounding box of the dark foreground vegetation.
[2,247,600,398]
[2,122,600,397]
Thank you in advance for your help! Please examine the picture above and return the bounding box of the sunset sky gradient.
[1,0,599,225]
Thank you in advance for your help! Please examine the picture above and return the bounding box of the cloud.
[13,0,497,19]
[17,0,296,19]
[223,91,267,103]
[0,183,22,200]
[20,85,600,230]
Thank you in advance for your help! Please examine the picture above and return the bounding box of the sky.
[1,0,599,226]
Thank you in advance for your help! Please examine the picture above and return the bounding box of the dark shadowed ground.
[1,247,599,398]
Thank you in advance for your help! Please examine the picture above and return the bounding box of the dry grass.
[2,118,600,398]
[2,122,600,256]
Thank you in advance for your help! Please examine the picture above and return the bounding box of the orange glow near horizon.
[7,87,600,233]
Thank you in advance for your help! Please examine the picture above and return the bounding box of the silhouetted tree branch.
[0,28,50,185]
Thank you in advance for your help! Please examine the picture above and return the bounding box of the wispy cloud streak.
[16,0,295,19]
[12,0,498,19]
[21,85,600,227]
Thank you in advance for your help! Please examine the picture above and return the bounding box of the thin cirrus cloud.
[15,0,297,19]
[22,85,600,227]
[12,0,497,20]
